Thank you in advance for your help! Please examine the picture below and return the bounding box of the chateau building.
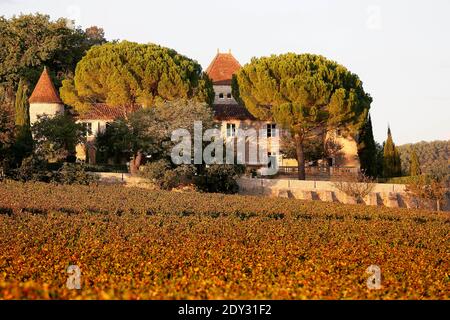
[29,52,360,170]
[205,50,360,170]
[206,50,280,167]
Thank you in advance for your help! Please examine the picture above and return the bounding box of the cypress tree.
[394,146,402,176]
[409,148,421,176]
[14,80,28,126]
[12,79,33,166]
[383,126,399,178]
[357,113,377,177]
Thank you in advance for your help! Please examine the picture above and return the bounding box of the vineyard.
[0,181,449,299]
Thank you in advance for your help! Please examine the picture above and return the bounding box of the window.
[267,123,277,137]
[227,93,232,99]
[83,122,93,137]
[226,123,236,137]
[219,93,224,99]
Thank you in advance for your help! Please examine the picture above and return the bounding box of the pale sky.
[1,0,449,145]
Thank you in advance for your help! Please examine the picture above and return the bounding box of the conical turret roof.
[29,67,63,104]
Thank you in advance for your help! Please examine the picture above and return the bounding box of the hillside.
[397,140,449,175]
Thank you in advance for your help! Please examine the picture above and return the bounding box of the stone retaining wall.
[92,172,154,189]
[91,173,447,211]
[237,177,447,211]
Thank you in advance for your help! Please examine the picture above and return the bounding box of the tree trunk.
[130,151,143,176]
[436,199,441,212]
[295,135,306,180]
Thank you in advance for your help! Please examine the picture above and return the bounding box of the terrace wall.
[90,173,448,211]
[237,177,448,211]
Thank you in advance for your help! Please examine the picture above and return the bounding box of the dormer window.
[219,93,224,99]
[227,93,232,99]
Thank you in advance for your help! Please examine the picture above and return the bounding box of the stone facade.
[325,130,360,168]
[29,102,64,125]
[218,118,283,166]
[213,85,237,104]
[75,119,110,164]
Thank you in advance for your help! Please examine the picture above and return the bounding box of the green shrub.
[195,164,245,194]
[140,160,196,190]
[140,161,245,193]
[9,157,99,186]
[12,155,54,182]
[52,163,99,185]
[159,165,196,190]
[140,160,171,182]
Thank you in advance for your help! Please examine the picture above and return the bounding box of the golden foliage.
[0,181,448,299]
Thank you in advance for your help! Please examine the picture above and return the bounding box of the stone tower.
[29,67,64,125]
[206,50,242,105]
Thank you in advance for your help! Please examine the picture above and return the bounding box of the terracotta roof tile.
[213,104,256,121]
[75,104,142,121]
[206,52,241,85]
[29,67,63,104]
[77,103,256,122]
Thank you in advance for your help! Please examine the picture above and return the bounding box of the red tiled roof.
[29,67,63,104]
[206,52,241,85]
[76,104,142,121]
[77,103,256,122]
[213,104,256,121]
